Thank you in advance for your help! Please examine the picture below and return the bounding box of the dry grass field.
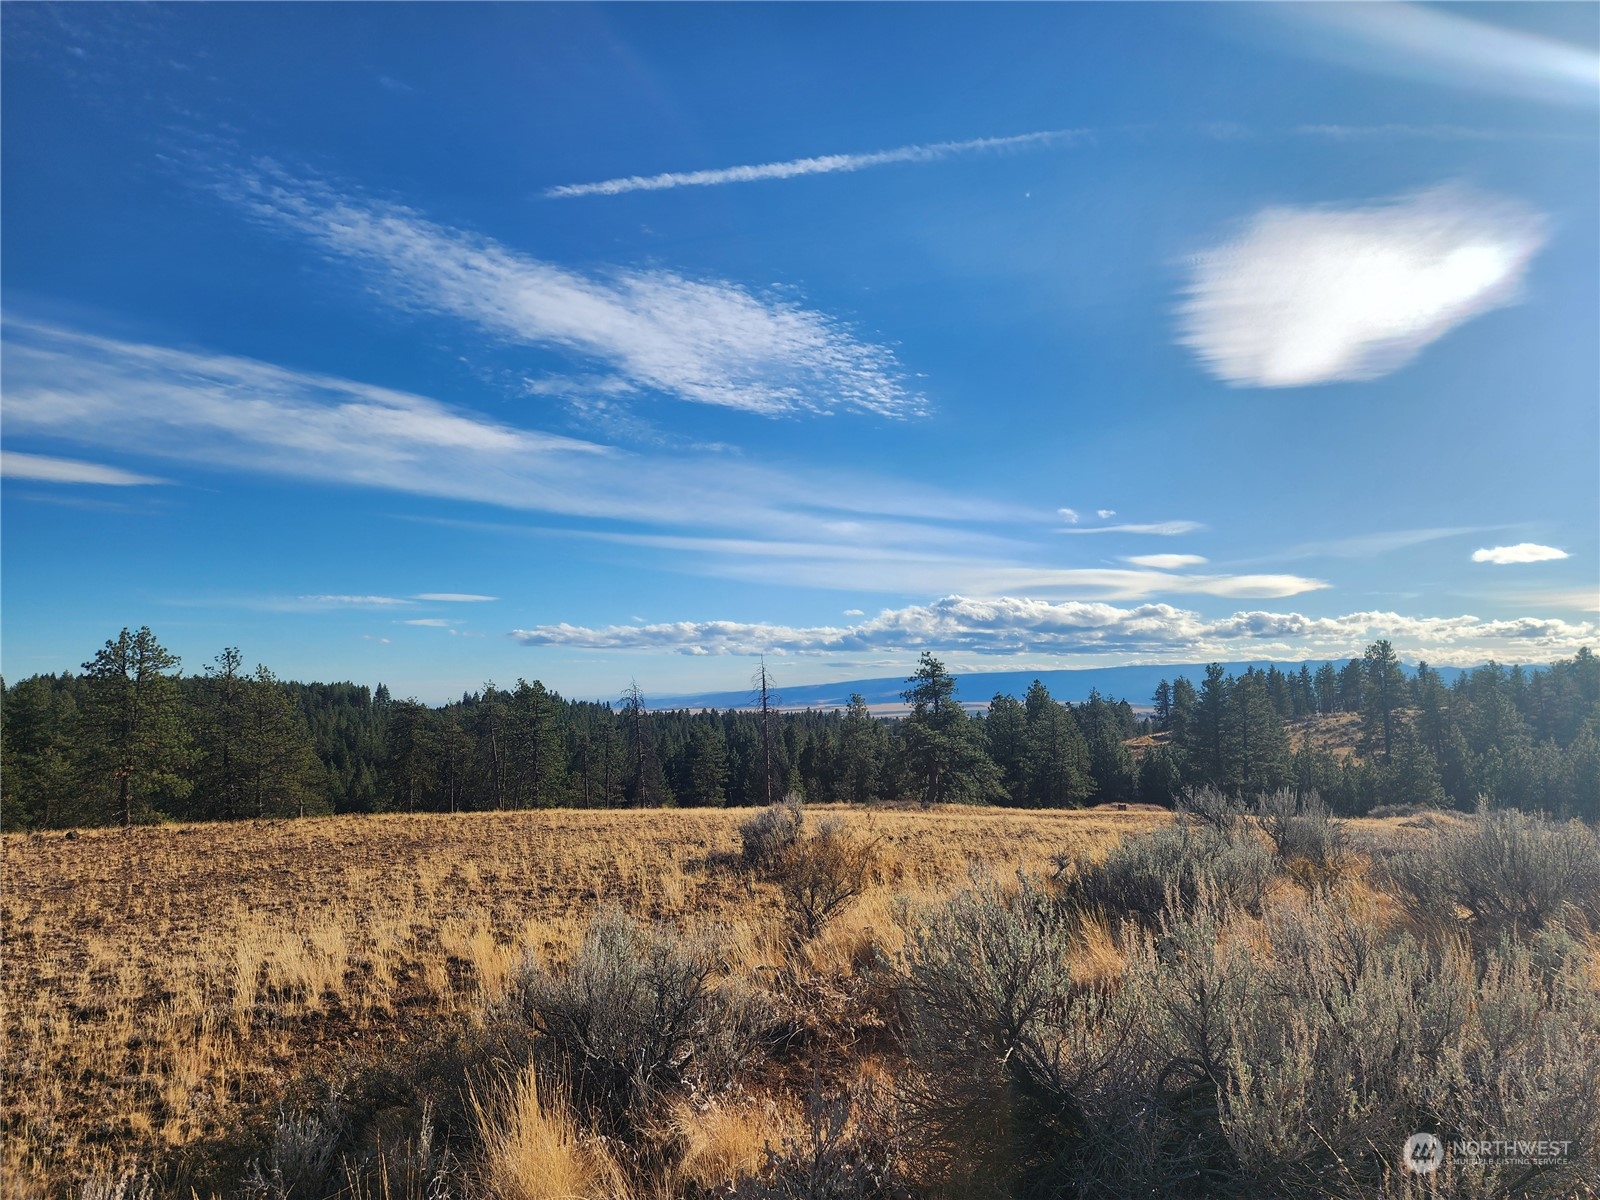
[1,804,1169,1197]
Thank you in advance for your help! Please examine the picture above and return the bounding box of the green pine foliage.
[2,631,1597,827]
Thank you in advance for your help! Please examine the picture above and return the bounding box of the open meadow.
[5,800,1599,1200]
[2,804,1164,1196]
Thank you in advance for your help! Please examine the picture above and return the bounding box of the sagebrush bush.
[1385,807,1600,939]
[902,868,1600,1199]
[513,907,771,1143]
[1056,816,1276,924]
[740,796,806,869]
[240,1105,346,1200]
[1255,788,1348,877]
[902,875,1150,1195]
[730,1079,903,1200]
[773,819,879,941]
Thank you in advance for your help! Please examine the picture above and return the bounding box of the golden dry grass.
[0,803,1167,1194]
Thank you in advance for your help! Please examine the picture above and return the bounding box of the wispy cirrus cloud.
[1282,527,1485,560]
[0,320,1015,538]
[221,165,922,418]
[544,128,1086,198]
[1267,3,1600,109]
[1,320,1325,606]
[1296,123,1592,143]
[477,524,1322,600]
[414,593,498,603]
[1,450,168,486]
[1472,543,1569,565]
[513,594,1596,666]
[300,595,415,608]
[1058,520,1204,536]
[1179,185,1546,387]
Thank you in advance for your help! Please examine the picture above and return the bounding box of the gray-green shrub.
[1385,808,1600,939]
[1255,788,1348,875]
[773,819,878,940]
[903,873,1600,1198]
[1056,815,1276,923]
[513,907,770,1141]
[740,795,805,869]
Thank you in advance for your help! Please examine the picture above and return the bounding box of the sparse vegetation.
[740,795,806,869]
[5,788,1598,1197]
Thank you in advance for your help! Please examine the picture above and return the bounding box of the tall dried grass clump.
[473,1065,627,1200]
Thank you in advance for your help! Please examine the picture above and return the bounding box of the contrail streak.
[544,128,1086,198]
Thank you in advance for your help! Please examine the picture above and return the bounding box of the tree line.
[1140,641,1600,819]
[2,628,1596,828]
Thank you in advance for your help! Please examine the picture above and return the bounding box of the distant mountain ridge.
[651,660,1475,712]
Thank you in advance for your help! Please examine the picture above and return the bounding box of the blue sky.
[3,2,1596,703]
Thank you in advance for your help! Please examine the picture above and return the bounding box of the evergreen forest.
[3,629,1596,828]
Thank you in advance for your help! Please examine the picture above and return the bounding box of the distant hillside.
[652,661,1473,713]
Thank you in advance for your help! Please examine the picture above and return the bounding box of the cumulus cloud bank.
[223,166,921,418]
[1179,185,1546,387]
[1472,543,1569,565]
[512,594,1596,666]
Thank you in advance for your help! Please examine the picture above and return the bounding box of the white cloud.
[401,618,455,627]
[414,593,498,602]
[1296,123,1589,143]
[1058,507,1081,524]
[1283,526,1484,559]
[301,595,414,608]
[1058,521,1204,536]
[843,609,865,617]
[1097,509,1117,519]
[1178,185,1546,387]
[512,595,1596,666]
[544,128,1085,198]
[1472,543,1569,565]
[0,320,1329,607]
[1125,554,1209,569]
[1,450,167,486]
[223,166,922,418]
[1270,3,1600,109]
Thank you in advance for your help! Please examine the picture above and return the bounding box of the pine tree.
[195,648,249,820]
[1023,681,1092,807]
[80,627,191,826]
[682,722,729,806]
[1230,670,1289,795]
[986,692,1030,805]
[837,693,881,804]
[1152,679,1173,730]
[900,653,1000,805]
[1,675,81,828]
[241,665,324,818]
[1190,664,1231,789]
[1360,639,1407,761]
